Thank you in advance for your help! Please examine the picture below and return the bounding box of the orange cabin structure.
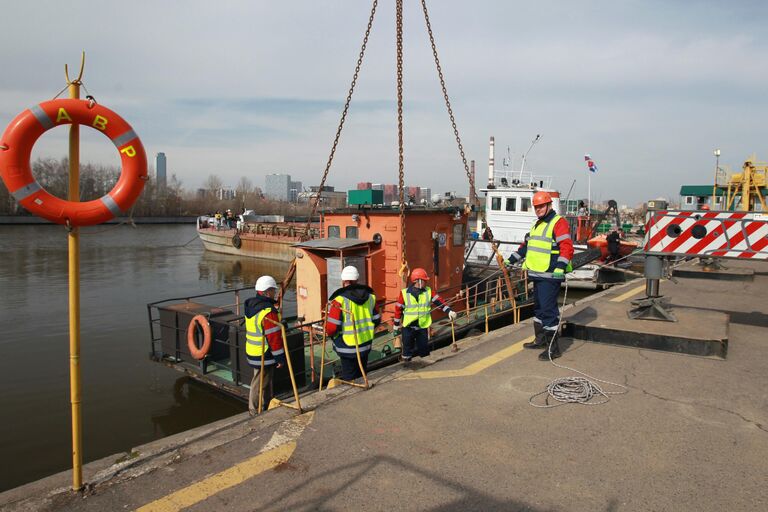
[294,207,468,325]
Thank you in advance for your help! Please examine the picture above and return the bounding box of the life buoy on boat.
[232,233,242,249]
[187,314,212,360]
[0,98,147,226]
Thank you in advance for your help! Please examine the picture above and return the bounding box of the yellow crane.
[719,154,767,211]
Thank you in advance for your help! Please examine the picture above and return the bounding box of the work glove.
[274,353,287,369]
[553,268,565,279]
[448,311,458,321]
[503,258,511,267]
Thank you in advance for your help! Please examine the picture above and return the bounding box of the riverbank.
[0,216,196,224]
[4,260,766,511]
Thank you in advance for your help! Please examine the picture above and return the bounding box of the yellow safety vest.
[523,214,572,275]
[245,307,283,366]
[333,294,376,352]
[401,286,433,329]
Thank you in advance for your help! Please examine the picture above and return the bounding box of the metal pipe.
[488,136,495,187]
[644,255,663,298]
[67,68,83,492]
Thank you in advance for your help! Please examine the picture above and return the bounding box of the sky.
[1,0,766,206]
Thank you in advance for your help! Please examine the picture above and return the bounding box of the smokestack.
[488,136,496,188]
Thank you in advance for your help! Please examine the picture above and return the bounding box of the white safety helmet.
[255,275,278,292]
[340,265,360,281]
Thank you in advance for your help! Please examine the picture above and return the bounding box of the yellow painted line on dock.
[401,336,534,380]
[610,284,645,303]
[135,411,315,512]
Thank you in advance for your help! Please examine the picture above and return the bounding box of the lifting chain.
[303,0,380,238]
[420,0,476,206]
[396,0,409,279]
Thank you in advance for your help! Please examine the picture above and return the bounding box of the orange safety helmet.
[701,204,710,211]
[410,268,429,282]
[532,191,553,207]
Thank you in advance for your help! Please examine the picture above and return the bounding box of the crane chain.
[304,0,379,238]
[420,0,476,206]
[396,0,408,279]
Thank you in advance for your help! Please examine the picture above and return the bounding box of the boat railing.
[489,169,553,190]
[146,267,532,402]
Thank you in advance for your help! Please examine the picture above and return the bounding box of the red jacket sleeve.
[553,217,574,270]
[262,310,284,353]
[325,300,343,337]
[393,291,405,326]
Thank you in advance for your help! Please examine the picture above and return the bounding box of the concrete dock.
[2,260,767,511]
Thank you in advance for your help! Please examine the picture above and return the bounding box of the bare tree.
[203,174,224,198]
[235,176,254,211]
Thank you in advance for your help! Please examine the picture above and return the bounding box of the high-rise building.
[289,180,303,202]
[420,187,431,203]
[156,152,167,191]
[357,182,372,190]
[265,174,292,201]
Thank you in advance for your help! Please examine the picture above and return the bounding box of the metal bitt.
[628,255,677,322]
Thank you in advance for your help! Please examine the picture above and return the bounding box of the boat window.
[328,225,341,238]
[684,196,694,205]
[521,198,531,212]
[453,223,464,246]
[345,226,359,239]
[491,197,501,210]
[505,198,516,211]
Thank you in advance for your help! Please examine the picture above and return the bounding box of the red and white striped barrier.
[643,210,768,259]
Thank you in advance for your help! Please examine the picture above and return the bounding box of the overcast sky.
[1,0,766,206]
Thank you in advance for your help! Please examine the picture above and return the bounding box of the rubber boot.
[524,322,547,349]
[538,331,561,361]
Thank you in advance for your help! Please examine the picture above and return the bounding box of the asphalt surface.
[3,260,767,512]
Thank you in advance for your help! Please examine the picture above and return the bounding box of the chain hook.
[86,95,97,108]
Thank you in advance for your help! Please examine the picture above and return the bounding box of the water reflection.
[197,250,291,289]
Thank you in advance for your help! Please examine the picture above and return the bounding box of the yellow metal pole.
[484,305,489,333]
[67,60,83,491]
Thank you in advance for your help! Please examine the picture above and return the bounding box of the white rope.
[529,280,628,408]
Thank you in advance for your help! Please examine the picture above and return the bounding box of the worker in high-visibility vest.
[393,268,457,363]
[506,191,573,360]
[244,275,285,415]
[324,266,381,381]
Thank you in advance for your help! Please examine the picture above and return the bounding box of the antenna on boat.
[518,133,541,183]
[487,136,495,188]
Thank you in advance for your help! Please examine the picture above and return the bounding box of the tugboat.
[147,202,533,401]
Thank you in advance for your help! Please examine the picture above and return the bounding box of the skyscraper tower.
[156,152,167,191]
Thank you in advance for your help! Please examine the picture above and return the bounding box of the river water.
[0,224,291,492]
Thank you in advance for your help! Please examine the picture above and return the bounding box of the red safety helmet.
[411,268,429,282]
[701,204,710,211]
[532,191,553,207]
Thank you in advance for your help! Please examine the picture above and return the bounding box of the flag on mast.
[584,154,598,173]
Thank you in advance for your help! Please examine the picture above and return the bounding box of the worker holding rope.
[393,268,457,364]
[244,275,286,415]
[506,191,573,360]
[325,266,381,382]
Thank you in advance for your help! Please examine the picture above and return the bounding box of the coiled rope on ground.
[529,280,628,408]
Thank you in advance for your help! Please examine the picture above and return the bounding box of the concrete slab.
[563,300,729,358]
[673,265,755,281]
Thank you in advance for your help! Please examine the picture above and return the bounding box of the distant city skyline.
[1,1,766,205]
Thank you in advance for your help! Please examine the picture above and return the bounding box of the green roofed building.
[679,185,725,210]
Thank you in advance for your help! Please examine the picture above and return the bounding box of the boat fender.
[187,315,212,360]
[287,226,295,237]
[232,233,242,249]
[271,225,278,235]
[0,98,147,226]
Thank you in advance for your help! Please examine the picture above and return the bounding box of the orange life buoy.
[187,315,212,360]
[0,98,147,226]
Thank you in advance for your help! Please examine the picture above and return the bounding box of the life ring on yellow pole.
[187,315,212,360]
[0,98,147,226]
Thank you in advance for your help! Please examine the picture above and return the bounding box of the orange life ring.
[0,98,147,226]
[187,315,212,360]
